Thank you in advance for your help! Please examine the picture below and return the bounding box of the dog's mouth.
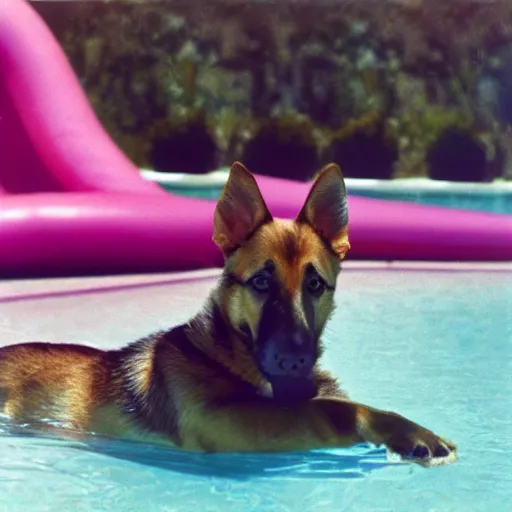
[267,375,317,405]
[257,335,318,405]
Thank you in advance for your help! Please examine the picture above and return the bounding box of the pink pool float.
[0,0,511,278]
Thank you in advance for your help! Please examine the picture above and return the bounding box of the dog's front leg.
[185,398,456,466]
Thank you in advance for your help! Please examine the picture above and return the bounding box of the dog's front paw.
[373,412,457,467]
[386,419,457,467]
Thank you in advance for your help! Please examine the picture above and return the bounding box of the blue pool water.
[141,170,512,214]
[0,270,511,511]
[346,188,512,215]
[158,182,512,214]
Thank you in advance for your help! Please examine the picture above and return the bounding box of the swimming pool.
[1,266,511,511]
[141,169,512,215]
[341,179,512,215]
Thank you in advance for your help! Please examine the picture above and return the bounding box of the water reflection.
[0,417,396,481]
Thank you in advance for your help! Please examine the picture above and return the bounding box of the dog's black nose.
[274,353,313,376]
[262,342,315,378]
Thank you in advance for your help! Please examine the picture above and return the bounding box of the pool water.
[0,269,511,511]
[155,182,512,214]
[346,188,512,215]
[140,169,512,215]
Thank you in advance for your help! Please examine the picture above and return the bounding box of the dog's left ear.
[213,162,273,255]
[297,163,350,260]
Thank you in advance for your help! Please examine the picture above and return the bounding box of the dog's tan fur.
[0,162,456,465]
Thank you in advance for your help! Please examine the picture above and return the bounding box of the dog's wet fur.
[0,163,456,466]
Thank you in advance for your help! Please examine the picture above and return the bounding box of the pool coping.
[2,261,511,304]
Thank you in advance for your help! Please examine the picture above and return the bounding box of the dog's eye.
[249,274,271,293]
[307,274,326,297]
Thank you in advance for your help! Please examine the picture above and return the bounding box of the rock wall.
[33,0,512,181]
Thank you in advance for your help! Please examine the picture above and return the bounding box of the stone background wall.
[32,0,512,182]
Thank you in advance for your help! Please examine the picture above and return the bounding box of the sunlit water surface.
[0,270,510,512]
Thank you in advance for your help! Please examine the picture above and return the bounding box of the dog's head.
[212,162,350,404]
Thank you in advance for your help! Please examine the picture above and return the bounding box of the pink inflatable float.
[0,0,511,278]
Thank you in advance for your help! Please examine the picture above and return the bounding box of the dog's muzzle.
[258,330,317,404]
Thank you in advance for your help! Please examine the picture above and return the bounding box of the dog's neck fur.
[184,287,272,396]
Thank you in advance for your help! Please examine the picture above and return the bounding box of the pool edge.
[2,261,511,303]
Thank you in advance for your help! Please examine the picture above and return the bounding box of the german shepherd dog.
[0,163,456,467]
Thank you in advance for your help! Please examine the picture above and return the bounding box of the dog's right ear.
[296,163,350,260]
[213,162,273,255]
